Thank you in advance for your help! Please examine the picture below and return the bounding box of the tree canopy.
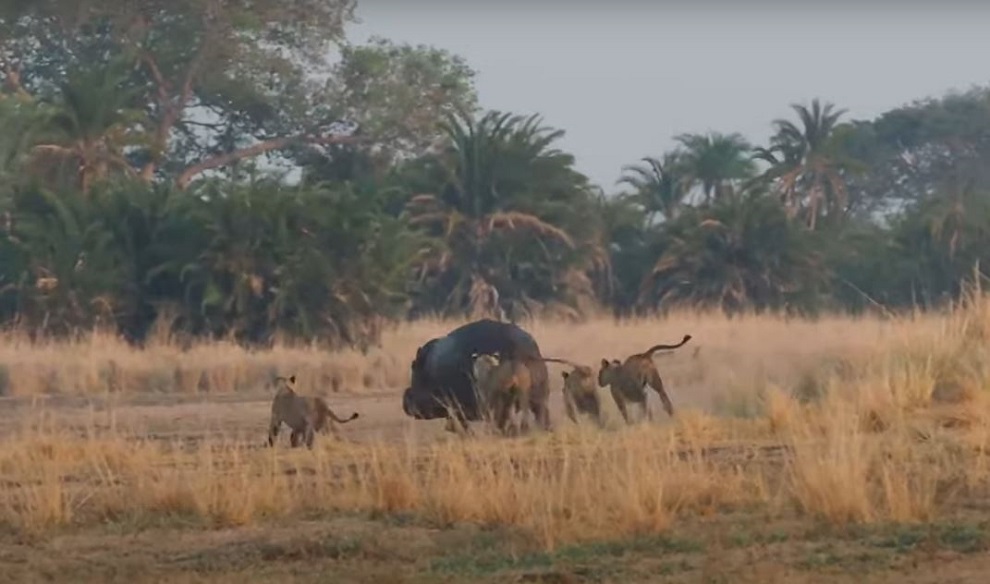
[3,1,990,348]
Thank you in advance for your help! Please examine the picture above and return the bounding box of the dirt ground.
[0,378,700,447]
[0,387,441,446]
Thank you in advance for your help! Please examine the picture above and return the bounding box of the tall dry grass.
[0,306,941,401]
[1,299,990,549]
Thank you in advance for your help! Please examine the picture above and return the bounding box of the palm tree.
[583,188,654,314]
[674,131,757,204]
[404,109,591,319]
[638,191,827,315]
[5,185,126,335]
[0,98,46,186]
[155,177,418,347]
[29,60,148,194]
[754,98,851,230]
[616,152,689,222]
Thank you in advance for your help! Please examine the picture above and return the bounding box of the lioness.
[267,374,359,449]
[470,352,579,435]
[598,334,693,423]
[560,364,604,427]
[470,353,532,435]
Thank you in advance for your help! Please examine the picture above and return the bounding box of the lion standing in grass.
[267,375,359,449]
[598,334,693,423]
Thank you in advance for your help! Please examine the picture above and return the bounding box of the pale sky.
[347,2,990,191]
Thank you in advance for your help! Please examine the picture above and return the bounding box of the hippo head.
[402,386,449,419]
[401,339,447,419]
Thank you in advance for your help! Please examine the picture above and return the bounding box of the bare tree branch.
[175,133,365,189]
[139,52,200,182]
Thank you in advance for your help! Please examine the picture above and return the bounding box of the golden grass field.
[2,295,990,583]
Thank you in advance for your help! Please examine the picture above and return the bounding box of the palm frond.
[488,210,576,248]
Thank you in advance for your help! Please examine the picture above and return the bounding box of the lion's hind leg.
[590,394,604,427]
[609,387,632,424]
[646,367,675,418]
[267,413,281,447]
[563,392,579,424]
[492,392,512,435]
[513,386,532,435]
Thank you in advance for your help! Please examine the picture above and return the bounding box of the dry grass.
[1,299,990,553]
[0,308,937,399]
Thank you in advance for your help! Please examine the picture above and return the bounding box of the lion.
[267,374,360,449]
[470,352,532,435]
[470,352,579,435]
[560,364,604,427]
[598,334,693,424]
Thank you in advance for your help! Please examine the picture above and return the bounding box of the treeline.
[2,1,990,348]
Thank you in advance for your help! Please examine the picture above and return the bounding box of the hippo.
[401,319,551,433]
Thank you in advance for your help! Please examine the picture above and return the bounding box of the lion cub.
[598,334,692,423]
[267,374,359,449]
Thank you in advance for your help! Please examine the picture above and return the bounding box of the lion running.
[267,374,359,448]
[598,334,693,423]
[560,364,605,427]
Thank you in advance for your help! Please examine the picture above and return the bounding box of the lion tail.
[320,401,359,424]
[640,334,693,357]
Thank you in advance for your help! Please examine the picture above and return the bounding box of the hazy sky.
[347,2,990,190]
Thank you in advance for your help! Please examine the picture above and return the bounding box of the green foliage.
[1,177,420,347]
[4,0,990,346]
[404,109,597,320]
[674,131,757,203]
[639,192,828,315]
[617,154,690,222]
[753,99,857,229]
[1,0,473,190]
[5,184,127,335]
[326,36,480,165]
[28,59,149,192]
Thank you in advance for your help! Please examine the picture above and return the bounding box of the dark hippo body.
[402,319,551,431]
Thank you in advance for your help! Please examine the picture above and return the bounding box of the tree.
[616,152,690,222]
[886,180,990,308]
[323,36,479,168]
[4,184,128,336]
[28,59,148,193]
[2,1,359,185]
[639,191,828,315]
[404,109,595,320]
[674,131,756,204]
[583,189,653,314]
[1,2,478,191]
[0,96,44,189]
[133,177,419,347]
[754,99,855,229]
[840,88,990,228]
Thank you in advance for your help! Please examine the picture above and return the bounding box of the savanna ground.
[3,297,990,583]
